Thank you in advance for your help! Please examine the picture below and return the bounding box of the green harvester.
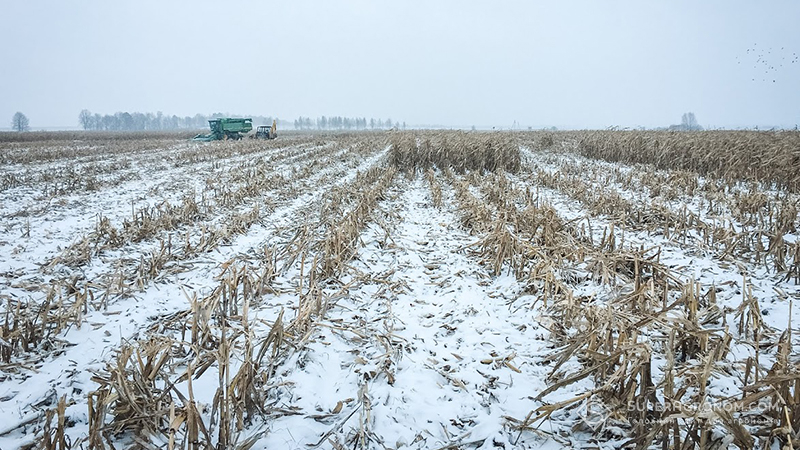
[193,118,253,141]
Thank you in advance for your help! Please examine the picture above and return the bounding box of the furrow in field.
[518,146,800,279]
[458,166,800,444]
[502,165,800,335]
[258,175,552,449]
[0,139,327,281]
[521,146,799,246]
[0,138,326,227]
[0,139,347,291]
[0,146,390,444]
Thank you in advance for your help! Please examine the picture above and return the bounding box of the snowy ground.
[0,136,385,448]
[257,177,561,449]
[0,134,798,449]
[515,149,800,338]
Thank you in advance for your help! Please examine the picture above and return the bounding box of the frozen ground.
[0,134,798,449]
[257,177,563,449]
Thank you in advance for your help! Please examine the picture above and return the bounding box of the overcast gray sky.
[1,1,798,130]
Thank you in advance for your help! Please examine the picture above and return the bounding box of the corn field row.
[0,130,798,449]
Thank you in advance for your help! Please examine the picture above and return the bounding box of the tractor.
[253,120,278,140]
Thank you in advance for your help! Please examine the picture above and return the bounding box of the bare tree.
[79,109,93,130]
[11,112,30,132]
[680,112,702,131]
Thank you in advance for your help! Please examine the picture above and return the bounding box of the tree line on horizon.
[75,110,406,132]
[6,110,715,133]
[77,110,278,131]
[293,116,406,130]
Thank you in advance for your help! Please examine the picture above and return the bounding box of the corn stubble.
[522,139,800,280]
[6,129,800,449]
[77,145,395,449]
[430,131,800,449]
[542,129,800,192]
[0,136,381,368]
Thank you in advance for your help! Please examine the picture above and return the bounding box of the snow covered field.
[1,130,799,449]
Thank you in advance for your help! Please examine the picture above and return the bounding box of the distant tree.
[79,109,93,130]
[133,112,147,130]
[144,112,155,130]
[11,112,30,132]
[680,112,702,131]
[120,112,135,130]
[102,114,118,131]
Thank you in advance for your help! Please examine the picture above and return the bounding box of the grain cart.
[193,118,253,141]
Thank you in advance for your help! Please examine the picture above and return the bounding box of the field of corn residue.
[0,129,799,449]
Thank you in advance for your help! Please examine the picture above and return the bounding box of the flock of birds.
[737,44,799,83]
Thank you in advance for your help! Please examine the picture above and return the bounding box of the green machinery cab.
[193,118,253,141]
